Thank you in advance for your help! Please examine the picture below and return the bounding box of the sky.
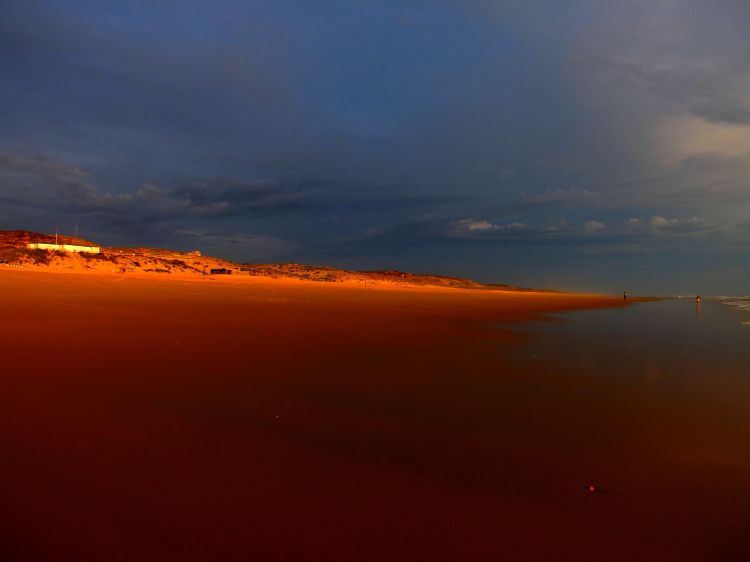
[2,1,750,294]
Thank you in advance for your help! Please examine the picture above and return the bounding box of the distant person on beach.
[696,295,701,312]
[623,291,627,301]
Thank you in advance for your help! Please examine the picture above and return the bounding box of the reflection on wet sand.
[502,299,750,561]
[1,272,748,561]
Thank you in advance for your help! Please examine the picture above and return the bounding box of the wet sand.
[1,270,746,560]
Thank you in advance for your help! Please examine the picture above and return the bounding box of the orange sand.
[0,270,742,561]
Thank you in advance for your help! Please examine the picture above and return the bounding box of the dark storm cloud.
[0,153,87,178]
[574,2,750,128]
[0,152,321,234]
[0,150,452,244]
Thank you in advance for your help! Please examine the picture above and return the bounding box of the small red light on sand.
[583,484,596,493]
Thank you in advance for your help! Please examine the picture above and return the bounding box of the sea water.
[495,298,750,559]
[713,295,750,324]
[506,297,750,380]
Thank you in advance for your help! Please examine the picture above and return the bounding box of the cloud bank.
[1,1,749,292]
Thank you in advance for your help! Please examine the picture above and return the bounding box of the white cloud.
[650,215,679,229]
[625,218,642,226]
[457,219,499,232]
[585,220,606,233]
[447,219,528,238]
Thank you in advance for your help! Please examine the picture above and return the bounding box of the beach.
[1,270,748,561]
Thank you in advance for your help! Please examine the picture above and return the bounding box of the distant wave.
[711,296,750,319]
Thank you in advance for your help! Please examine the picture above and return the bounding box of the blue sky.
[2,1,750,293]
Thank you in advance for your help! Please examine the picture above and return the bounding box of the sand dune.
[0,229,535,290]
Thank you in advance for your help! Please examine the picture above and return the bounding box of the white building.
[27,243,101,254]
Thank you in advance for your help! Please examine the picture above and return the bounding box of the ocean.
[713,295,750,324]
